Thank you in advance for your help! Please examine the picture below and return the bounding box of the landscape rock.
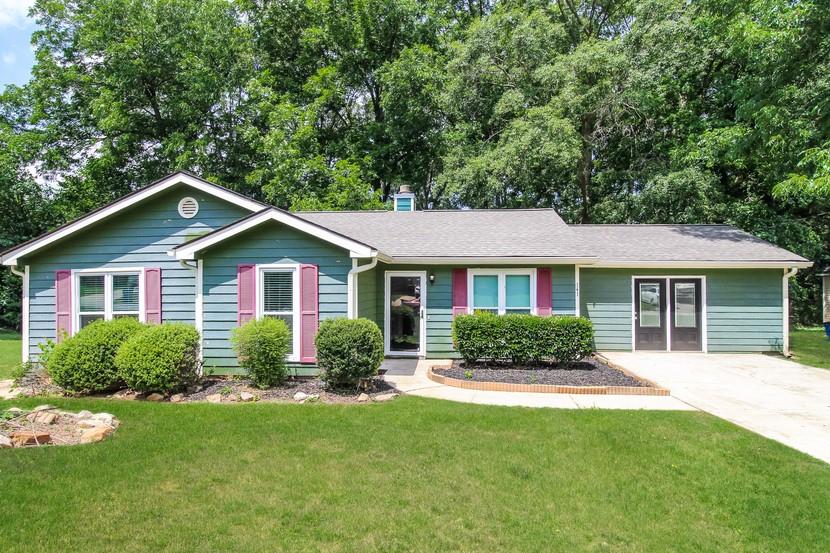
[0,434,12,448]
[206,394,222,403]
[32,404,56,412]
[6,407,24,414]
[112,389,139,400]
[373,393,398,402]
[145,393,165,402]
[75,410,93,419]
[293,391,309,402]
[170,393,184,403]
[91,413,116,426]
[80,426,113,444]
[26,411,57,425]
[357,393,370,403]
[239,392,255,402]
[77,418,107,429]
[10,431,51,446]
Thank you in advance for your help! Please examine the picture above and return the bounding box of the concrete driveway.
[602,352,830,464]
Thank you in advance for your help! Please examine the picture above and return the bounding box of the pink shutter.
[451,268,468,316]
[536,268,552,316]
[55,270,72,342]
[237,264,256,325]
[144,268,162,324]
[299,264,319,363]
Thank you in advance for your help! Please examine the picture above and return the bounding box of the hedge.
[452,312,594,365]
[315,318,384,388]
[231,317,291,387]
[115,323,201,393]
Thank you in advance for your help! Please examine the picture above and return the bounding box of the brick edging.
[426,365,670,396]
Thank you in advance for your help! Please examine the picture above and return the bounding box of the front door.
[669,278,703,351]
[385,272,426,356]
[634,279,667,350]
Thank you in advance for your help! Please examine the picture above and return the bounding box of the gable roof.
[0,171,267,266]
[569,225,811,267]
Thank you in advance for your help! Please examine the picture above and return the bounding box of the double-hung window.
[257,265,300,360]
[76,270,142,330]
[469,269,535,315]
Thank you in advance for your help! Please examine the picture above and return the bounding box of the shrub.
[115,323,201,393]
[315,318,383,388]
[452,313,594,365]
[46,318,146,393]
[231,318,291,388]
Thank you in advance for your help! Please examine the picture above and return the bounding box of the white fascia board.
[1,172,264,266]
[384,256,598,265]
[172,209,376,260]
[591,260,813,269]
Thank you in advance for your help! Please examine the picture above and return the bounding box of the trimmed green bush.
[231,318,291,388]
[46,318,146,393]
[315,318,383,388]
[115,323,201,393]
[452,313,594,365]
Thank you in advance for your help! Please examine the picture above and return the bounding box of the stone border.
[425,360,670,396]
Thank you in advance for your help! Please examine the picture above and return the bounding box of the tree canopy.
[1,0,828,326]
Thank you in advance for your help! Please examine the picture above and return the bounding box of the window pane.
[80,314,104,328]
[639,283,661,327]
[505,275,530,308]
[265,314,293,355]
[674,283,696,328]
[263,271,293,312]
[79,275,105,312]
[113,313,139,320]
[112,274,140,312]
[505,308,531,314]
[473,275,498,308]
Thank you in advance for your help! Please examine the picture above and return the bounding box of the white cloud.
[2,52,16,64]
[0,0,35,28]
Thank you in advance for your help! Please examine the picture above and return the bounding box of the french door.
[634,277,703,352]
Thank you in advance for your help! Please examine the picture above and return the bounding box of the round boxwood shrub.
[46,317,146,393]
[231,317,291,388]
[115,322,201,393]
[315,318,383,388]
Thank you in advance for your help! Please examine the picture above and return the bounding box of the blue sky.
[0,1,37,88]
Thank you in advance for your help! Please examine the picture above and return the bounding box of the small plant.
[315,318,383,388]
[464,369,474,380]
[115,322,201,393]
[219,385,234,396]
[11,361,33,386]
[231,318,291,388]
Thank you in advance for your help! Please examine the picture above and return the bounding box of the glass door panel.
[388,275,423,354]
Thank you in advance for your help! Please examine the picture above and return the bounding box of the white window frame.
[467,268,537,315]
[72,267,146,334]
[255,264,301,362]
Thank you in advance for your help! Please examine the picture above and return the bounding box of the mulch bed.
[183,377,398,404]
[435,356,648,388]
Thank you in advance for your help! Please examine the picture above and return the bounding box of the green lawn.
[790,327,830,369]
[0,329,21,380]
[1,398,828,552]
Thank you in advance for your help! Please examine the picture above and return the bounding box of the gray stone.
[78,418,107,429]
[357,393,370,403]
[170,394,184,403]
[6,407,24,414]
[145,393,165,402]
[91,413,116,426]
[206,394,222,404]
[0,435,12,448]
[293,392,309,402]
[239,392,255,402]
[76,410,93,419]
[373,393,399,402]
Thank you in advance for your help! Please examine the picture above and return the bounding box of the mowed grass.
[1,397,828,552]
[0,329,21,380]
[790,327,830,369]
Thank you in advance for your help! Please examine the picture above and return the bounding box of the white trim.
[11,266,30,362]
[171,209,376,260]
[467,268,537,315]
[255,263,301,363]
[782,267,798,356]
[384,271,427,357]
[386,256,596,265]
[195,259,204,366]
[71,267,146,333]
[630,275,708,353]
[593,260,812,269]
[574,265,581,317]
[1,172,264,266]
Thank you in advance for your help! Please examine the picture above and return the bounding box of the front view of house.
[1,173,812,374]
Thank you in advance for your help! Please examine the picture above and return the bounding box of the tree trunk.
[578,114,595,223]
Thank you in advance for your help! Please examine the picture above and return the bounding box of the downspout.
[179,259,204,370]
[10,265,29,362]
[782,267,798,357]
[348,257,378,319]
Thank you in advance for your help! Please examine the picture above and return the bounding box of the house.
[1,172,812,374]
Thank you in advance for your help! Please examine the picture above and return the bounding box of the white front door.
[384,271,427,356]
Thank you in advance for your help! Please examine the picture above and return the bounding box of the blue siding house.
[1,172,813,374]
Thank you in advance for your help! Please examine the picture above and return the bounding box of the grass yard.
[0,329,21,380]
[1,397,828,552]
[790,327,830,369]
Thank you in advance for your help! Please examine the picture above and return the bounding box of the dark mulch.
[184,376,398,404]
[435,356,648,387]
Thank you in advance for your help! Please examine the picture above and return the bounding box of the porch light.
[429,273,435,284]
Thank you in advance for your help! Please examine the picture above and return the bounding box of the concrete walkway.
[602,352,830,464]
[0,379,20,400]
[382,361,694,411]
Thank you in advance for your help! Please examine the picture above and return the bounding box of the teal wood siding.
[200,222,351,375]
[356,266,379,327]
[23,186,249,360]
[579,268,784,352]
[375,264,577,359]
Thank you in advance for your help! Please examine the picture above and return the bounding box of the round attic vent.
[178,197,199,219]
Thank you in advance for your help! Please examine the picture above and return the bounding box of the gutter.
[347,258,379,319]
[782,267,798,357]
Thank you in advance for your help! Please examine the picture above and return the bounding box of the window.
[674,282,696,328]
[469,269,535,315]
[76,271,142,330]
[257,265,300,359]
[638,282,661,328]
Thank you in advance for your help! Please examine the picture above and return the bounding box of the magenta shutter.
[451,268,468,316]
[55,270,72,342]
[536,268,552,316]
[237,264,256,325]
[299,264,319,363]
[144,268,162,324]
